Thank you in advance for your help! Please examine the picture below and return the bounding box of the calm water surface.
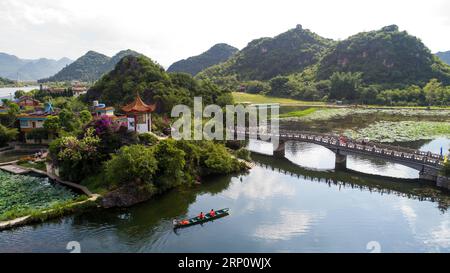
[0,86,39,99]
[0,138,449,253]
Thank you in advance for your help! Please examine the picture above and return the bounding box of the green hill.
[40,49,143,83]
[436,51,450,65]
[197,25,334,84]
[317,25,450,86]
[86,55,233,113]
[167,43,238,76]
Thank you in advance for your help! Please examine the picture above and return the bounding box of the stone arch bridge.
[233,128,446,183]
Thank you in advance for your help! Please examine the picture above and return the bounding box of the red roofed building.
[121,94,156,133]
[18,96,40,107]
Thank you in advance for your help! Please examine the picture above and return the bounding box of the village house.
[71,81,88,97]
[17,96,40,107]
[92,101,115,117]
[17,103,57,144]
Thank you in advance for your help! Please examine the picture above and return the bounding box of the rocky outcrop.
[100,181,156,208]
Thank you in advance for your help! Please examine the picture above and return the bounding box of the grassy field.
[279,107,319,118]
[232,92,450,110]
[232,92,324,105]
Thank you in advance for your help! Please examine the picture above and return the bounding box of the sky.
[1,0,450,68]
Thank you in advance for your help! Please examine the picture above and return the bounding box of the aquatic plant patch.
[281,108,450,122]
[343,121,450,143]
[0,170,78,221]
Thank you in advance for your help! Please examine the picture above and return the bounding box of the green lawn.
[232,92,324,105]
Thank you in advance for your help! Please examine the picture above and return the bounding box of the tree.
[0,124,18,147]
[269,76,290,97]
[105,145,158,187]
[49,128,101,181]
[329,72,363,101]
[79,110,93,125]
[14,90,26,99]
[59,109,81,132]
[43,116,61,131]
[153,139,186,191]
[424,79,444,106]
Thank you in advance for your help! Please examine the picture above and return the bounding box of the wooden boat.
[173,208,230,229]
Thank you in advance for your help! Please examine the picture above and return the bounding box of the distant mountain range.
[436,51,450,65]
[0,53,72,81]
[39,49,143,83]
[167,43,238,76]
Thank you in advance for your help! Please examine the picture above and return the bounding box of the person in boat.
[209,209,216,217]
[198,212,205,219]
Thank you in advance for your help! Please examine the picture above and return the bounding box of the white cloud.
[222,168,296,200]
[0,0,449,67]
[254,209,325,240]
[426,220,450,250]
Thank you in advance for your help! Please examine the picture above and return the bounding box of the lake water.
[0,86,39,100]
[0,137,448,253]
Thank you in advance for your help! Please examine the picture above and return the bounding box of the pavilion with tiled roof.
[121,94,156,133]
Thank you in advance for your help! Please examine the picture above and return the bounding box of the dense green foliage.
[317,25,450,86]
[167,43,238,76]
[0,102,19,127]
[0,124,18,147]
[49,128,102,181]
[40,50,141,82]
[198,25,334,85]
[86,55,233,113]
[0,52,72,81]
[103,139,244,193]
[105,144,158,188]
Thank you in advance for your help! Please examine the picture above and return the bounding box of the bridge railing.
[231,127,445,168]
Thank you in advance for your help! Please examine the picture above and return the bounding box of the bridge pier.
[419,173,437,182]
[335,150,347,170]
[419,166,438,182]
[273,141,286,158]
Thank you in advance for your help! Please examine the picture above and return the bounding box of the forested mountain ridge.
[167,43,238,76]
[316,25,450,86]
[40,49,143,83]
[197,24,450,105]
[86,55,233,113]
[196,24,335,85]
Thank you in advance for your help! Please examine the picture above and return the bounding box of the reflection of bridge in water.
[234,128,447,184]
[251,153,449,212]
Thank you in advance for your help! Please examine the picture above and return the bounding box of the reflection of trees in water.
[68,173,236,240]
[252,153,449,213]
